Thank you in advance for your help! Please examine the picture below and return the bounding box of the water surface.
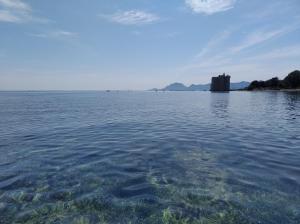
[0,91,299,223]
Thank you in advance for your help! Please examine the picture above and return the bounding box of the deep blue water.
[0,91,299,224]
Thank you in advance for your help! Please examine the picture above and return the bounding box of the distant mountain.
[163,83,188,91]
[188,84,211,91]
[230,81,250,90]
[154,81,250,91]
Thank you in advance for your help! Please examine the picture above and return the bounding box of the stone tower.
[210,73,231,91]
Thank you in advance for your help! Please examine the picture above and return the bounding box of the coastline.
[245,88,300,92]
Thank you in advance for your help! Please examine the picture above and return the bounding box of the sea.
[0,91,299,224]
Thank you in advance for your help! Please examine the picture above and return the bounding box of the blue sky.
[0,0,300,90]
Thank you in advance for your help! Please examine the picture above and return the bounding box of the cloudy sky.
[0,0,300,90]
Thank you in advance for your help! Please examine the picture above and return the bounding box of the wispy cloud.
[246,45,300,62]
[196,30,231,58]
[184,44,300,72]
[185,0,236,15]
[245,1,296,21]
[0,0,48,23]
[182,20,300,76]
[101,10,160,25]
[181,43,300,82]
[132,30,142,36]
[183,53,232,71]
[231,24,300,52]
[29,30,77,39]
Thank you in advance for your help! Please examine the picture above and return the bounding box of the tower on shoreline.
[210,73,231,92]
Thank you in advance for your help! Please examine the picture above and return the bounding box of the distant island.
[247,70,300,91]
[151,70,300,92]
[151,81,250,91]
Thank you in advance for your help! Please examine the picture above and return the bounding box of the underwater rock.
[15,210,39,223]
[50,190,72,201]
[6,191,34,203]
[32,193,43,202]
[73,216,91,224]
[0,202,7,212]
[20,192,34,202]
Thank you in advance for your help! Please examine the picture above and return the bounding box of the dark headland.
[246,70,300,91]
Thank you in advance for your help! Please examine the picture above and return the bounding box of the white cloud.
[0,0,30,11]
[50,30,77,37]
[0,0,48,23]
[0,0,30,22]
[29,30,77,39]
[102,10,160,25]
[0,9,20,22]
[185,0,236,15]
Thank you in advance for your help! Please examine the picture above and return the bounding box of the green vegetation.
[247,70,300,90]
[2,147,299,223]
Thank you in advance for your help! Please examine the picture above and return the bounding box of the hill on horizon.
[151,81,250,91]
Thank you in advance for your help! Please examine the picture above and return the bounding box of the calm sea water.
[0,91,299,224]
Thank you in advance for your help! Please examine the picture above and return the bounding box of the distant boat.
[106,90,111,92]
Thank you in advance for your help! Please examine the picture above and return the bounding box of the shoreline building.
[210,73,231,91]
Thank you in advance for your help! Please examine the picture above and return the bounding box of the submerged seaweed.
[0,91,300,223]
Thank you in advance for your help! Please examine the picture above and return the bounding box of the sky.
[0,0,300,90]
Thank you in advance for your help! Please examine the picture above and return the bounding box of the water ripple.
[0,91,299,223]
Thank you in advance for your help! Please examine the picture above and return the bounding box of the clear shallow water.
[0,91,299,224]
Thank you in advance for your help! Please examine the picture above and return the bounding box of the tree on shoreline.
[247,70,300,90]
